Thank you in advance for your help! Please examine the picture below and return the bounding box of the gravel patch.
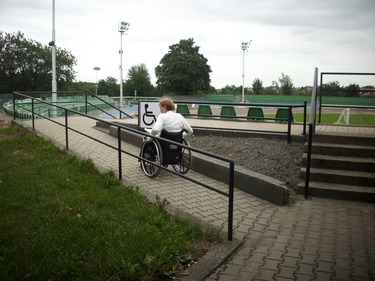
[188,135,305,198]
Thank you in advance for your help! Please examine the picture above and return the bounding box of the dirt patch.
[0,119,31,140]
[0,120,11,130]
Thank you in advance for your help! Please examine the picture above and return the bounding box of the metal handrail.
[10,90,133,119]
[82,90,133,119]
[12,92,235,241]
[304,69,375,199]
[318,72,375,123]
[173,100,307,143]
[304,67,319,199]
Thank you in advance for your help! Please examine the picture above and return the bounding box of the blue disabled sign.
[138,100,160,129]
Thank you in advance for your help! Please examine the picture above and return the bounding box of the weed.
[155,194,170,210]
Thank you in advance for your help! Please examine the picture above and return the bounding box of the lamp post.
[93,66,100,95]
[50,0,57,116]
[118,21,130,107]
[241,40,252,103]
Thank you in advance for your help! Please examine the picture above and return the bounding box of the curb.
[138,187,243,281]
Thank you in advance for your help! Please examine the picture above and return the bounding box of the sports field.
[203,94,375,126]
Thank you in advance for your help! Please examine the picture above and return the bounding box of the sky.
[1,0,375,89]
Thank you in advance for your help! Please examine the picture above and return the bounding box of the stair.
[298,134,375,203]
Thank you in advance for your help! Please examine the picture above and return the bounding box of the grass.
[263,112,375,126]
[0,123,220,281]
[290,113,375,125]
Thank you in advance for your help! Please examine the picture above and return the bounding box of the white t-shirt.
[151,110,193,137]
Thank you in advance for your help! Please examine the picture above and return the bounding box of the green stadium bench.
[197,105,213,118]
[275,108,294,122]
[247,107,264,121]
[220,106,237,119]
[176,104,190,116]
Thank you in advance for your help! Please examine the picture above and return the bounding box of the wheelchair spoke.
[140,140,162,178]
[172,139,192,174]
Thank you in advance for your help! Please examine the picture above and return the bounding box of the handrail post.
[302,101,306,135]
[304,123,313,199]
[12,93,16,120]
[32,99,35,130]
[228,161,234,241]
[65,109,69,150]
[318,73,323,124]
[287,106,292,143]
[85,92,88,115]
[118,127,122,180]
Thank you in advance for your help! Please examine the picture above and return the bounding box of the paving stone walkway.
[16,115,375,281]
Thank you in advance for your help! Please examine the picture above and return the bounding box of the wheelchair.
[140,130,192,178]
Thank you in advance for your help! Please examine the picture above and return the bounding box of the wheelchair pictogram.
[142,104,157,126]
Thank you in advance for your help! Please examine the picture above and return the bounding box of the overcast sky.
[1,0,375,88]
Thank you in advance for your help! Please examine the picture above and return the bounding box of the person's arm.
[150,114,164,136]
[181,117,193,136]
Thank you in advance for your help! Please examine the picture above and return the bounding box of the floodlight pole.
[118,21,130,107]
[51,0,57,116]
[93,66,100,95]
[241,40,252,103]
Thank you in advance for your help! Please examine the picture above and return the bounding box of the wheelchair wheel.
[140,140,163,178]
[172,139,192,174]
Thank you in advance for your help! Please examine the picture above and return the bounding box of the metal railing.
[7,91,133,119]
[304,69,375,199]
[173,100,307,143]
[318,72,375,124]
[304,67,319,199]
[11,92,235,241]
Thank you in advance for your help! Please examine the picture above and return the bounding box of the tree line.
[1,31,373,97]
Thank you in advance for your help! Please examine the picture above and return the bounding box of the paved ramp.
[16,115,375,281]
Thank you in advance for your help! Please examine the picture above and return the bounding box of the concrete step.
[302,153,375,172]
[300,133,375,202]
[305,142,375,158]
[297,181,375,203]
[313,134,375,146]
[300,167,375,187]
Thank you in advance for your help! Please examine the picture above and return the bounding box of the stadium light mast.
[93,66,100,95]
[241,40,252,103]
[50,0,57,116]
[118,21,130,107]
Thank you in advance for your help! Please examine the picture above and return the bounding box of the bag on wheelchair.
[160,130,183,165]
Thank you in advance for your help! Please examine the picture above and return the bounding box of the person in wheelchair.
[140,98,193,177]
[150,97,193,138]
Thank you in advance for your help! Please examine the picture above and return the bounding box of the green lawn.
[292,113,375,125]
[0,124,219,281]
[263,112,375,126]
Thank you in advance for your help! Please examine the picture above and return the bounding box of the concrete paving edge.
[179,239,242,281]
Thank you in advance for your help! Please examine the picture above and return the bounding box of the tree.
[0,31,76,93]
[65,81,96,93]
[345,83,360,97]
[252,78,263,95]
[97,76,119,96]
[220,85,241,95]
[155,38,212,95]
[123,64,154,97]
[263,81,279,95]
[322,81,341,96]
[278,73,294,95]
